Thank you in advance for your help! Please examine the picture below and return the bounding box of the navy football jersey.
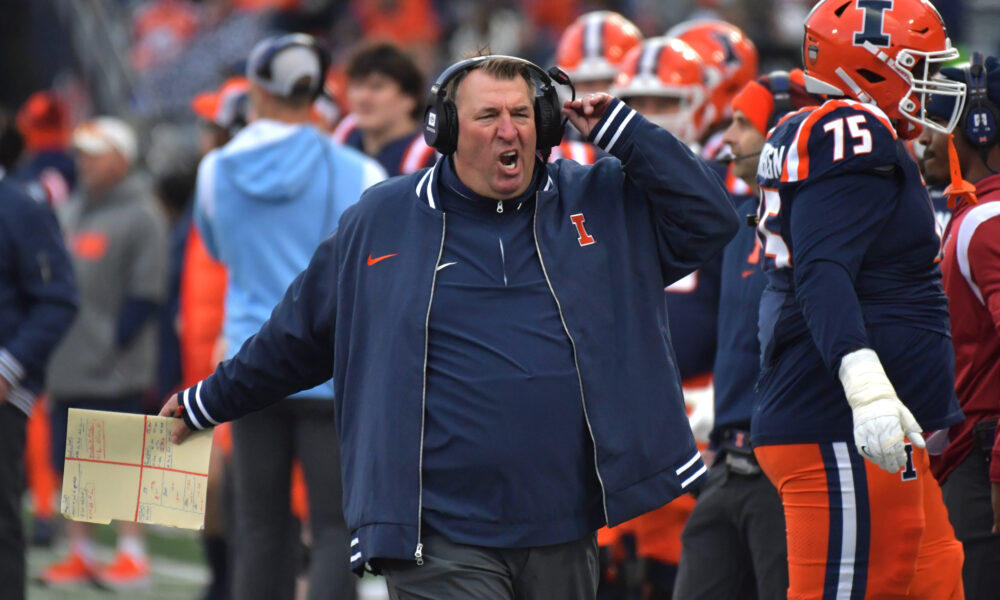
[751,99,962,446]
[333,115,436,177]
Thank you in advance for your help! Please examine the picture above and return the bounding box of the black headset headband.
[422,55,566,155]
[426,55,551,107]
[766,71,793,130]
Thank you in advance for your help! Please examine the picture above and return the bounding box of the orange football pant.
[755,442,963,600]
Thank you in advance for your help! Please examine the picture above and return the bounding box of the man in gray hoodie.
[42,116,167,589]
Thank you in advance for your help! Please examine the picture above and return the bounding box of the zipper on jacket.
[416,214,448,566]
[531,192,610,523]
[496,200,504,214]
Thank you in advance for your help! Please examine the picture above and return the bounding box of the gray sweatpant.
[378,532,599,600]
[230,397,355,600]
[674,459,788,599]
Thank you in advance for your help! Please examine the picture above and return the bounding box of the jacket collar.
[414,155,556,211]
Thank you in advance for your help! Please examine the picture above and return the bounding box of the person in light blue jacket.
[192,34,385,600]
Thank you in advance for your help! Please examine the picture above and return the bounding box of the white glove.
[684,383,714,445]
[839,348,925,472]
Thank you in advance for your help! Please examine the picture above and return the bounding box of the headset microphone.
[715,150,762,164]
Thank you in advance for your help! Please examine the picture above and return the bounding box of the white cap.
[246,34,324,98]
[73,117,138,165]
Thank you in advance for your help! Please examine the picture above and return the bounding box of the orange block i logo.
[570,213,595,246]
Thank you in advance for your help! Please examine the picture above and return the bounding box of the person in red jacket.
[919,52,1000,600]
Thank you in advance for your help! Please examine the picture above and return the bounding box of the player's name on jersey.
[758,143,785,181]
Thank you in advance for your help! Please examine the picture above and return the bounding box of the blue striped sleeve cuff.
[0,348,25,386]
[587,98,639,154]
[179,380,221,430]
[7,384,34,417]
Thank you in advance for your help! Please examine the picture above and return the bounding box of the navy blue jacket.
[178,99,739,567]
[0,177,77,415]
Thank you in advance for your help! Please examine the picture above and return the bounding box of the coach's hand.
[159,393,194,444]
[562,93,615,139]
[839,348,925,472]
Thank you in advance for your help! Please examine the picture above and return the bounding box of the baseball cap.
[246,33,326,98]
[16,91,71,151]
[72,117,138,165]
[926,55,1000,126]
[192,77,251,130]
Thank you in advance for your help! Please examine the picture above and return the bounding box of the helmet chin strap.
[943,133,978,208]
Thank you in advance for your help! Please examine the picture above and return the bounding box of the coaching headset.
[961,52,999,151]
[248,33,331,101]
[423,55,567,156]
[765,70,793,131]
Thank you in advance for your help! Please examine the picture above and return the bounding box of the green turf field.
[26,521,207,599]
[24,516,388,599]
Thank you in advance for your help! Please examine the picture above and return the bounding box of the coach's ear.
[158,394,194,444]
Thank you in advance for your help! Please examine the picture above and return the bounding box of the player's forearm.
[794,258,870,373]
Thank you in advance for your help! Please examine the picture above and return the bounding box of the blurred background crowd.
[1,0,997,214]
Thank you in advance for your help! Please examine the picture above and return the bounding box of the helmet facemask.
[889,43,966,134]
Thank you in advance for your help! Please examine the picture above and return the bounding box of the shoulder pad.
[758,100,899,187]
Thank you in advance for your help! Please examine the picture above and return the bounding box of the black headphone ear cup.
[965,103,1000,149]
[534,90,563,150]
[441,99,459,155]
[961,54,999,149]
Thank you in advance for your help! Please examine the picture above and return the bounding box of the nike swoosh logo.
[436,262,457,271]
[367,253,398,266]
[741,269,755,278]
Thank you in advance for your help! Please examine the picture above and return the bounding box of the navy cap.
[927,55,1000,122]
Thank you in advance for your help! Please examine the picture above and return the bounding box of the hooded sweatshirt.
[195,119,385,399]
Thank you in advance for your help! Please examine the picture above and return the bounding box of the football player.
[750,1,967,598]
[666,19,759,152]
[675,69,825,600]
[553,10,642,163]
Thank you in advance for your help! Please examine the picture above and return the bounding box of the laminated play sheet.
[60,408,213,530]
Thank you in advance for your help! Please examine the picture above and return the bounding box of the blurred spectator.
[192,76,252,154]
[130,0,201,72]
[7,92,76,551]
[182,76,251,600]
[333,42,435,175]
[13,91,76,209]
[153,158,199,402]
[347,0,441,72]
[134,0,270,118]
[42,116,168,590]
[191,33,384,600]
[0,109,78,600]
[446,3,524,65]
